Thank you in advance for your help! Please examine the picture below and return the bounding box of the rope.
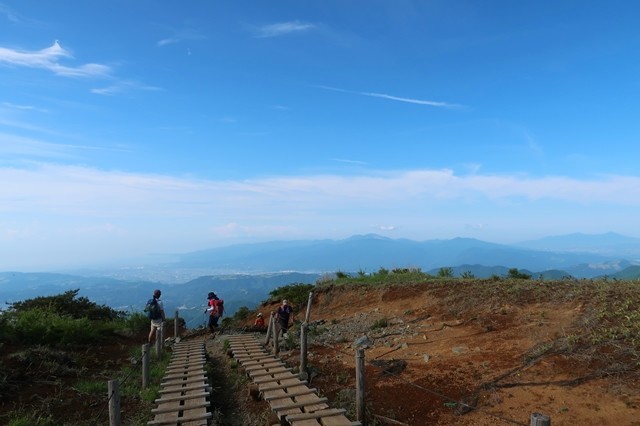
[311,339,527,426]
[91,346,149,425]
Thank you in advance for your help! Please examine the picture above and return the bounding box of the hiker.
[205,291,224,335]
[276,299,294,338]
[146,289,165,344]
[254,312,265,329]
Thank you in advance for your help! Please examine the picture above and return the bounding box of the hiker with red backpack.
[205,291,224,336]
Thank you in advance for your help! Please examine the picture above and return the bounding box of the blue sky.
[1,1,639,271]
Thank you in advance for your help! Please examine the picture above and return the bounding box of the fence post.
[155,326,163,356]
[304,292,313,323]
[174,310,179,338]
[272,319,280,355]
[300,322,308,379]
[108,379,121,426]
[356,348,366,425]
[265,312,274,345]
[142,343,150,389]
[530,413,551,426]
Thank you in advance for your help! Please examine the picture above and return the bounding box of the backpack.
[144,298,162,320]
[210,299,224,317]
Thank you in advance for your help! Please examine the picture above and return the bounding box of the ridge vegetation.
[1,271,639,425]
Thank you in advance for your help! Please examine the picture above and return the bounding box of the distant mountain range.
[174,232,640,279]
[0,272,320,326]
[1,233,639,321]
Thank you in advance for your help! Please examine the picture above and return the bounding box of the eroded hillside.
[251,277,640,425]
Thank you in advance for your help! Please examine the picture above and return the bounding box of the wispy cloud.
[157,38,179,47]
[332,158,368,165]
[156,29,206,47]
[319,85,462,108]
[91,80,163,96]
[2,102,47,113]
[0,41,111,78]
[3,164,640,218]
[255,20,316,38]
[0,133,132,160]
[0,3,19,22]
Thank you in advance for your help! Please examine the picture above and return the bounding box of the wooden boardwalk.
[226,334,361,426]
[148,339,212,426]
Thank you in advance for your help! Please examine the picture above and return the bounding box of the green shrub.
[11,309,99,346]
[121,312,151,334]
[269,283,314,306]
[371,318,389,329]
[233,306,250,321]
[438,267,454,278]
[8,289,123,321]
[6,412,56,426]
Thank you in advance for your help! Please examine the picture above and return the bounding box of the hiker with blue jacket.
[146,289,165,344]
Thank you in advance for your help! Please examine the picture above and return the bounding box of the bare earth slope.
[266,280,640,426]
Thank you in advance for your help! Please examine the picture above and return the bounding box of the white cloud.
[255,21,316,38]
[2,164,640,269]
[0,41,111,78]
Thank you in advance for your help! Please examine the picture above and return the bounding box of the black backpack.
[144,298,162,320]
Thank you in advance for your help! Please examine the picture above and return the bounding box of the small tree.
[438,267,454,278]
[508,268,531,280]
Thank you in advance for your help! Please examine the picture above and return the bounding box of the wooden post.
[108,380,121,426]
[265,312,274,345]
[142,344,150,389]
[356,348,366,425]
[304,291,313,324]
[155,326,163,356]
[174,310,179,338]
[272,319,280,355]
[530,412,551,426]
[300,322,308,379]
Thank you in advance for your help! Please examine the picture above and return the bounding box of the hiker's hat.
[282,299,288,304]
[257,313,263,317]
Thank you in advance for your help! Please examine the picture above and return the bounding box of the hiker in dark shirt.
[147,289,165,344]
[276,299,294,337]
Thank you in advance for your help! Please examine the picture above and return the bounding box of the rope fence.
[269,292,548,426]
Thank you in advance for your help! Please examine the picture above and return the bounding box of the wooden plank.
[234,353,273,361]
[254,371,298,384]
[264,388,317,401]
[165,366,206,374]
[259,380,308,392]
[154,392,210,404]
[289,392,330,416]
[287,409,347,422]
[271,397,329,411]
[161,377,207,387]
[146,412,212,425]
[250,367,292,378]
[245,363,286,373]
[167,358,206,367]
[242,357,279,366]
[163,370,206,380]
[151,401,209,414]
[319,419,361,426]
[159,383,209,394]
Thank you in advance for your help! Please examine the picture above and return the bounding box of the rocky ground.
[228,281,640,426]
